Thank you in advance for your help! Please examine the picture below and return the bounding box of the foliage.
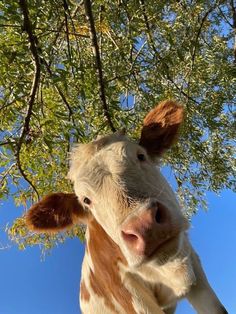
[0,0,235,250]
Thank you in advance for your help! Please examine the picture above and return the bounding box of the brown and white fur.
[25,100,227,314]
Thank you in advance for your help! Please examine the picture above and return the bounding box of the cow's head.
[26,100,189,267]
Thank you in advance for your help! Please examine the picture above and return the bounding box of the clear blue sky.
[0,188,235,314]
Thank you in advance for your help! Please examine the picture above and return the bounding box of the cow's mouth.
[147,234,180,260]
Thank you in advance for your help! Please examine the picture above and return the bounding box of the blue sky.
[0,187,235,314]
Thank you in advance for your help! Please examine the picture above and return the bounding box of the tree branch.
[83,0,116,132]
[17,0,41,199]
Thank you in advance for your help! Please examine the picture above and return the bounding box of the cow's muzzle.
[121,201,173,257]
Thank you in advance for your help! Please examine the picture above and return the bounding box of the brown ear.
[139,100,184,156]
[26,193,89,233]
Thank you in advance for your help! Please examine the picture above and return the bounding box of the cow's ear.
[26,193,89,233]
[139,100,184,157]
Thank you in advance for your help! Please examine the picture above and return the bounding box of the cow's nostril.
[155,206,164,224]
[121,231,139,244]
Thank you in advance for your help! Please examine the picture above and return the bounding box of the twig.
[104,38,146,86]
[139,0,157,53]
[47,1,85,72]
[191,5,219,69]
[139,0,202,105]
[0,24,89,38]
[0,140,15,147]
[66,2,86,98]
[0,99,17,111]
[63,0,78,84]
[166,72,201,105]
[41,59,73,118]
[0,163,16,186]
[51,1,84,44]
[63,0,73,64]
[230,0,236,63]
[217,6,233,27]
[17,0,40,199]
[41,57,83,142]
[186,2,221,100]
[131,40,147,69]
[84,0,116,132]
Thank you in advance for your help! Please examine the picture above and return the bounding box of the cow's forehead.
[68,132,132,182]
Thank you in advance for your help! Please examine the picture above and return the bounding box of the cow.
[25,100,227,314]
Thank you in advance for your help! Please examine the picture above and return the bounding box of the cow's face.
[25,100,188,267]
[68,134,188,266]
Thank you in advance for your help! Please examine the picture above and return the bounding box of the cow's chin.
[147,233,184,266]
[126,233,184,268]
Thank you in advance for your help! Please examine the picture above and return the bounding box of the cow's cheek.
[91,208,121,244]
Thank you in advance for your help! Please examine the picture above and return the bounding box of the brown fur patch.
[139,100,184,156]
[88,219,136,314]
[26,193,88,232]
[80,280,90,302]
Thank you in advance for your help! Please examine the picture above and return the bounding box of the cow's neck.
[82,218,136,313]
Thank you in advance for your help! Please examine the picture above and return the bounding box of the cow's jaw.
[133,236,196,309]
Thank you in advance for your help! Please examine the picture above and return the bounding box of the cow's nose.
[121,202,168,256]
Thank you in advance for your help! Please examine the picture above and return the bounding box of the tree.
[0,0,235,252]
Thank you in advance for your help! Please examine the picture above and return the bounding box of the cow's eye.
[83,197,91,205]
[137,153,146,161]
